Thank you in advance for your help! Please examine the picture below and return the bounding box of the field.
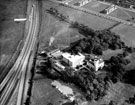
[102,49,123,60]
[0,0,27,71]
[38,0,118,51]
[102,82,135,104]
[111,24,135,47]
[38,0,86,52]
[109,8,133,21]
[54,2,118,30]
[125,10,135,23]
[86,82,135,105]
[31,78,63,105]
[82,0,110,12]
[68,0,82,5]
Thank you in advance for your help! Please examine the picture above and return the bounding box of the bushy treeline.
[126,94,135,104]
[64,22,125,55]
[104,54,130,83]
[60,67,109,101]
[46,7,69,22]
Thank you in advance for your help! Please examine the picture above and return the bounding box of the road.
[52,0,135,27]
[0,0,39,105]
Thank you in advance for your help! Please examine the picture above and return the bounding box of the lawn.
[85,82,135,105]
[38,0,118,52]
[102,82,135,104]
[0,0,27,71]
[38,0,84,52]
[102,49,123,60]
[109,8,132,21]
[31,78,63,105]
[68,0,82,5]
[125,52,135,70]
[82,0,110,12]
[54,2,118,30]
[111,24,135,47]
[124,10,135,23]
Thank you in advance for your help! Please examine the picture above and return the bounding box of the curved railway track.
[0,0,39,105]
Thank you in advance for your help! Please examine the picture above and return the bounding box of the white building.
[88,56,104,71]
[79,0,91,6]
[93,58,104,71]
[62,53,85,68]
[105,5,117,14]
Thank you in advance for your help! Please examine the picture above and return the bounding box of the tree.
[47,103,53,105]
[109,101,117,105]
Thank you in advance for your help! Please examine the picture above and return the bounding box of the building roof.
[62,53,85,63]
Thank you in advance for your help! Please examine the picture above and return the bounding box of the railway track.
[0,0,39,105]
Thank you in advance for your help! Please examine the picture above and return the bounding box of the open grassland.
[82,0,110,12]
[124,10,135,23]
[31,78,63,105]
[0,0,26,71]
[125,52,135,70]
[87,82,135,105]
[38,0,84,51]
[102,82,135,105]
[111,24,135,47]
[102,49,123,60]
[49,1,117,30]
[68,0,82,5]
[109,8,133,21]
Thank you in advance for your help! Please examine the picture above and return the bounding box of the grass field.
[109,8,132,21]
[102,82,135,104]
[111,24,135,47]
[125,52,135,70]
[31,78,63,105]
[86,82,135,105]
[82,0,110,12]
[125,10,135,23]
[38,0,85,52]
[102,49,123,60]
[53,2,118,30]
[0,0,26,70]
[38,0,118,51]
[68,0,82,5]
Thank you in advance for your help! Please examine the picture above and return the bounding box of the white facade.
[88,56,104,71]
[94,58,104,71]
[79,0,91,6]
[62,53,85,68]
[105,5,117,14]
